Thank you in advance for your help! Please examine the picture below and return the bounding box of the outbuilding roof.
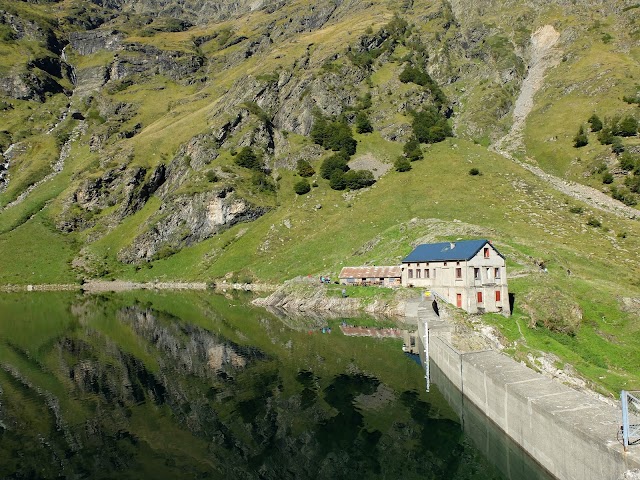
[402,239,503,263]
[339,266,402,279]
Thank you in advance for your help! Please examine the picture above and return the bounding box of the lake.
[0,291,553,479]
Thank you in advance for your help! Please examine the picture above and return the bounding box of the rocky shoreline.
[0,280,275,294]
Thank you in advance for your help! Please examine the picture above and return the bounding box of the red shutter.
[495,290,501,302]
[477,291,483,303]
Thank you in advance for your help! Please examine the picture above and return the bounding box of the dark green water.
[0,291,550,479]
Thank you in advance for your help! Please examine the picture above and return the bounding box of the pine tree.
[573,125,588,148]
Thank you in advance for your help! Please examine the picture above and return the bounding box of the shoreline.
[0,280,276,294]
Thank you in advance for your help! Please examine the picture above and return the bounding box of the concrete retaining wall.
[417,303,640,480]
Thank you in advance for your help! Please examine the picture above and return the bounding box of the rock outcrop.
[117,187,269,263]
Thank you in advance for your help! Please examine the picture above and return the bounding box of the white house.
[401,239,509,314]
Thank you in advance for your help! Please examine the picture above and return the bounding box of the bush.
[234,147,262,170]
[610,186,637,206]
[612,137,625,155]
[602,171,614,184]
[614,115,638,137]
[597,127,614,145]
[310,113,357,155]
[355,111,373,134]
[294,179,311,195]
[403,137,423,161]
[586,217,602,228]
[296,159,315,177]
[568,206,584,214]
[412,107,452,144]
[469,167,480,176]
[588,114,603,132]
[573,125,588,148]
[619,152,638,172]
[205,170,219,182]
[320,152,350,179]
[625,174,640,193]
[329,170,347,190]
[343,169,375,190]
[394,157,411,172]
[251,172,276,192]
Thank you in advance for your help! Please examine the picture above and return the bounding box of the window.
[416,269,421,278]
[486,267,491,280]
[455,268,462,279]
[477,291,483,303]
[444,262,448,266]
[456,293,462,308]
[495,268,501,279]
[408,269,413,279]
[495,290,501,302]
[484,247,490,258]
[424,269,430,279]
[433,269,436,279]
[474,268,480,280]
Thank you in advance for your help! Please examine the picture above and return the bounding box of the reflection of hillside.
[116,305,262,375]
[0,293,516,479]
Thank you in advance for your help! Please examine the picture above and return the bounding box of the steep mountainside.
[0,0,639,394]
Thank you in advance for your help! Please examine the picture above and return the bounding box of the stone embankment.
[252,282,406,317]
[410,297,640,480]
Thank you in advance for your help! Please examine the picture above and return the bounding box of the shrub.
[294,179,311,195]
[310,113,357,155]
[355,111,373,134]
[411,107,452,144]
[329,170,347,190]
[615,115,638,137]
[573,125,588,148]
[619,152,638,172]
[234,147,262,170]
[469,167,480,176]
[251,171,276,192]
[206,170,219,183]
[588,114,603,132]
[403,137,423,161]
[597,127,614,145]
[586,217,602,228]
[625,174,640,193]
[611,137,625,155]
[610,186,637,206]
[320,152,350,179]
[395,157,411,172]
[568,206,584,214]
[343,169,375,190]
[602,171,614,184]
[296,159,315,177]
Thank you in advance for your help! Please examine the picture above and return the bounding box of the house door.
[456,293,462,308]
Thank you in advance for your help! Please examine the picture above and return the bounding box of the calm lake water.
[0,291,553,479]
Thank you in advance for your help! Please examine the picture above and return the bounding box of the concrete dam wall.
[412,298,640,480]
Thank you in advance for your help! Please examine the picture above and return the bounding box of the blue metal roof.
[402,239,502,263]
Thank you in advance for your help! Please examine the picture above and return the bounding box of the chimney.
[450,242,455,249]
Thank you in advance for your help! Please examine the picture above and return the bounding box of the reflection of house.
[401,239,509,314]
[338,266,402,287]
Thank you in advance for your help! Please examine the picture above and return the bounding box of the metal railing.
[621,390,640,451]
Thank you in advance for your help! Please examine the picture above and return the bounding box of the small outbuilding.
[402,239,509,314]
[339,266,402,287]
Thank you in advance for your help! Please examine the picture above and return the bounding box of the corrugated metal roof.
[339,266,402,278]
[402,239,503,263]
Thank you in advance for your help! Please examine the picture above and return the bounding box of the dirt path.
[492,25,638,220]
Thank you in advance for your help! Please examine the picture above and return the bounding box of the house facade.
[339,266,402,287]
[401,240,509,314]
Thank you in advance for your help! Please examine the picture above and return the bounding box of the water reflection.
[0,291,525,479]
